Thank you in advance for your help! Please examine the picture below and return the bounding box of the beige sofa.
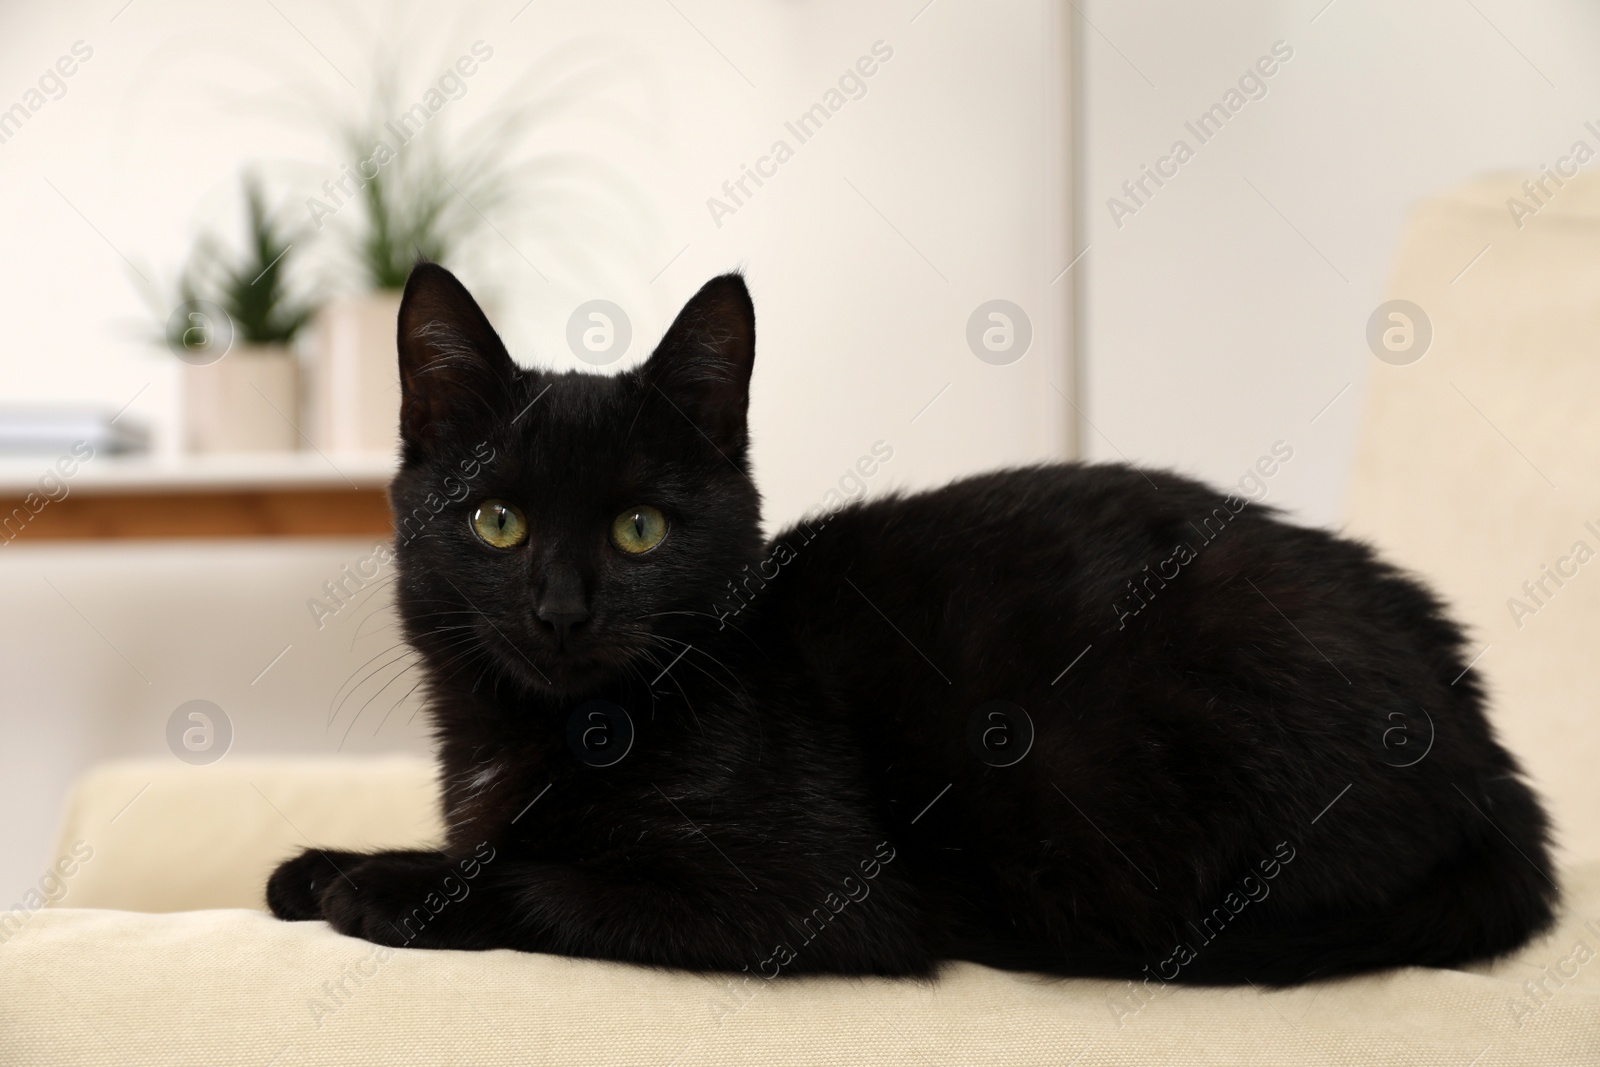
[4,759,1599,1065]
[9,174,1600,1064]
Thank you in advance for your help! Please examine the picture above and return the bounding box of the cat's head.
[389,264,763,698]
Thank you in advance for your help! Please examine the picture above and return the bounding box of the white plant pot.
[304,291,404,457]
[182,344,300,454]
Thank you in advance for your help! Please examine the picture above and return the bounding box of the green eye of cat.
[611,505,667,555]
[470,500,528,549]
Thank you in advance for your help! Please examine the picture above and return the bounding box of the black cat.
[268,264,1558,985]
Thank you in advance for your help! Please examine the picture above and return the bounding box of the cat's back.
[758,460,1457,715]
[821,460,1215,533]
[767,461,1294,600]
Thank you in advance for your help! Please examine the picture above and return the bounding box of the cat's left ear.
[641,273,755,460]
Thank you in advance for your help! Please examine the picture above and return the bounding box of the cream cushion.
[8,760,1600,1064]
[6,887,1600,1066]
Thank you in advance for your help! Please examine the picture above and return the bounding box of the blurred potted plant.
[301,38,650,456]
[164,175,316,454]
[304,88,521,457]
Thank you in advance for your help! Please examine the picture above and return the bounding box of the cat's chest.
[438,718,695,850]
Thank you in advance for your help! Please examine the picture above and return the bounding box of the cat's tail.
[1163,779,1560,986]
[954,780,1560,986]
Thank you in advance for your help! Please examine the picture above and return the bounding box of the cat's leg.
[295,848,511,950]
[291,845,934,976]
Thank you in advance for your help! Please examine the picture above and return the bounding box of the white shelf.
[0,451,398,495]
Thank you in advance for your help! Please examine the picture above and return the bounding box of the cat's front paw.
[266,848,360,921]
[315,851,458,948]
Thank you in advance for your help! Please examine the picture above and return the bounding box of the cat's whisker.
[334,651,425,745]
[328,643,416,728]
[406,643,490,725]
[372,674,428,737]
[341,650,439,749]
[633,645,704,736]
[670,655,747,708]
[641,635,747,707]
[414,632,493,677]
[330,624,479,734]
[471,662,493,693]
[647,635,748,694]
[637,607,761,646]
[347,590,404,648]
[445,592,554,688]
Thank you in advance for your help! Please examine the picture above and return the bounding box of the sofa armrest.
[45,757,441,913]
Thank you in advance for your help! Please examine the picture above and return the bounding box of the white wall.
[0,0,1070,517]
[1081,0,1600,527]
[0,1,1069,896]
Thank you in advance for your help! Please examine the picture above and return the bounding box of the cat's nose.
[536,607,590,639]
[536,561,590,643]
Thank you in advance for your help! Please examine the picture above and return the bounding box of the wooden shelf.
[0,452,398,540]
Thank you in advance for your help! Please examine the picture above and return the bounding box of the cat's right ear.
[640,274,756,461]
[396,263,516,452]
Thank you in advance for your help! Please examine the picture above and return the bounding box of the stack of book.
[0,408,149,457]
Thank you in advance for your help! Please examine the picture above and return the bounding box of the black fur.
[268,264,1558,986]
